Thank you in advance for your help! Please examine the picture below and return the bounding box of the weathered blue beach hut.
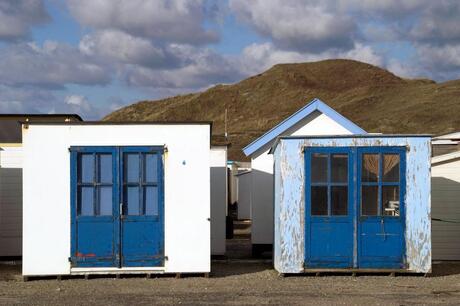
[271,135,431,274]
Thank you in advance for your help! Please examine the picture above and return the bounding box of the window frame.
[306,147,352,218]
[71,146,118,223]
[120,146,164,221]
[358,147,406,219]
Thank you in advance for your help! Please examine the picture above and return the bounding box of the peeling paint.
[273,136,431,273]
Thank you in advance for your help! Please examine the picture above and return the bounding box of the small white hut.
[22,121,211,277]
[242,98,366,255]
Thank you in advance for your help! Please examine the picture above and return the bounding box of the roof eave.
[242,98,366,157]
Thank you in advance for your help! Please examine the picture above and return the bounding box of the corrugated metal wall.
[432,159,460,260]
[0,146,23,257]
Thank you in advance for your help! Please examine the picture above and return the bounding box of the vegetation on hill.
[104,59,460,160]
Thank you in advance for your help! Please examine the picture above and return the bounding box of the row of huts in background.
[0,98,459,278]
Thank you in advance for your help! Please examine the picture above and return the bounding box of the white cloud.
[0,0,50,41]
[0,41,111,88]
[410,1,460,44]
[67,0,219,45]
[79,30,184,69]
[123,44,244,89]
[239,42,383,76]
[229,0,356,52]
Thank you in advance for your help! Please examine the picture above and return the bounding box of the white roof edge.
[432,151,460,164]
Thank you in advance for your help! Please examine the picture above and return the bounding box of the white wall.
[22,124,210,275]
[432,158,460,260]
[0,145,23,256]
[237,173,252,220]
[210,146,227,256]
[251,112,354,245]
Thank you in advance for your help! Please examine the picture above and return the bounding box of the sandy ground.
[2,222,459,305]
[1,261,460,305]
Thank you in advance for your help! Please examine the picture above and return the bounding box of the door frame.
[304,146,407,269]
[356,146,407,269]
[70,145,165,268]
[304,147,355,268]
[119,146,165,267]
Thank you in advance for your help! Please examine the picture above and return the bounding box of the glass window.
[99,187,112,216]
[360,152,402,217]
[311,186,328,215]
[127,186,140,215]
[331,154,348,183]
[145,154,158,183]
[383,186,400,216]
[79,186,94,216]
[99,154,112,183]
[362,186,378,216]
[126,154,140,183]
[383,154,399,182]
[80,154,94,183]
[362,154,379,182]
[331,186,348,215]
[145,186,159,216]
[311,153,327,183]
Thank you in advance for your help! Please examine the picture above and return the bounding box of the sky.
[0,0,459,119]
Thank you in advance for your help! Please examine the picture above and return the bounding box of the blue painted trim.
[243,98,366,156]
[304,147,355,268]
[70,145,165,268]
[119,146,165,267]
[304,146,406,269]
[70,146,119,267]
[356,146,406,269]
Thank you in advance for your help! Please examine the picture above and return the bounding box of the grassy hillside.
[104,59,460,160]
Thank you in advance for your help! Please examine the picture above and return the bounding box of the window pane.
[311,153,327,183]
[311,186,328,215]
[331,154,348,183]
[362,186,378,216]
[127,186,140,215]
[331,186,348,215]
[383,154,400,182]
[99,187,112,216]
[145,186,159,216]
[79,187,94,216]
[80,154,94,183]
[126,154,140,183]
[145,154,158,183]
[362,154,379,182]
[99,154,112,183]
[383,186,400,216]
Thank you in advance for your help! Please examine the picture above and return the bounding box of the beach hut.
[272,135,431,274]
[242,98,366,255]
[0,114,82,257]
[236,171,252,220]
[210,145,228,256]
[431,151,460,260]
[22,121,211,278]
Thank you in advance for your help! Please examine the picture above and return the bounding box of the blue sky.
[0,0,459,119]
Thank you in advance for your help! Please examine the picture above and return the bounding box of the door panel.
[304,146,406,270]
[357,147,406,269]
[71,147,119,267]
[120,147,164,267]
[305,148,354,268]
[71,146,164,268]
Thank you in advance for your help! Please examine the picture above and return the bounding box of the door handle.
[120,203,123,216]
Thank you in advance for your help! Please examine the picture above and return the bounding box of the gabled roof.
[432,151,460,165]
[433,132,460,140]
[242,98,366,156]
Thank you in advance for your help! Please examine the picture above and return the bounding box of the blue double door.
[70,146,164,268]
[304,147,406,269]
